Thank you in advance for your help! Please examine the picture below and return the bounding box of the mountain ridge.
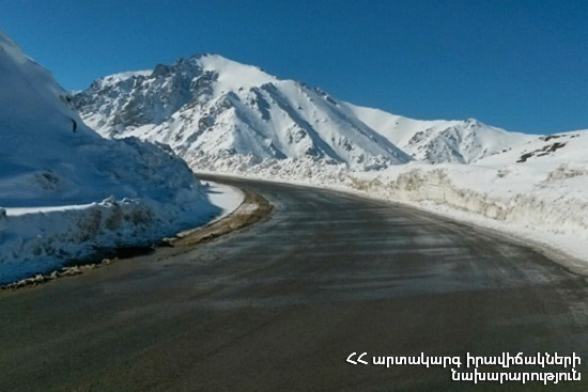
[74,53,534,168]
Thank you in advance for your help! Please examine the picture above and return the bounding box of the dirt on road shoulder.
[167,189,273,247]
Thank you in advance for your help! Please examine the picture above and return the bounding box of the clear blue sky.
[2,0,586,134]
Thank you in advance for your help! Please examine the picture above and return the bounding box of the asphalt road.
[1,176,587,391]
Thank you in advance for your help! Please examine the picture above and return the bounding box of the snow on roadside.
[200,181,245,222]
[347,162,588,275]
[0,184,243,285]
[0,197,208,284]
[189,131,588,275]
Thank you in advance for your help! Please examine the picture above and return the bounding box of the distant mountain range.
[74,54,534,169]
[342,104,534,164]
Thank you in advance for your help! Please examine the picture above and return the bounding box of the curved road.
[1,177,587,391]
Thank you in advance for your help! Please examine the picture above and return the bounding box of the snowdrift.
[0,31,224,284]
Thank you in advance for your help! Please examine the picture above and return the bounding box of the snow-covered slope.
[74,54,411,170]
[0,31,225,283]
[477,131,586,166]
[342,103,534,164]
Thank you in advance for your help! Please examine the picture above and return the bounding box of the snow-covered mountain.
[74,54,534,168]
[342,103,535,164]
[74,54,412,170]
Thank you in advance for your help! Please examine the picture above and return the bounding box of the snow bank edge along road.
[0,182,244,285]
[348,169,588,277]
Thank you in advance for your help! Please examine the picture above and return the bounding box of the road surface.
[1,176,587,391]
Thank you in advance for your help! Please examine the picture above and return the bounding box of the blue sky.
[2,0,586,134]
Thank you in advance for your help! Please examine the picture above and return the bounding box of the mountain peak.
[190,53,278,90]
[74,55,411,169]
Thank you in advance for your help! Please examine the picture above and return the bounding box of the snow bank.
[0,182,244,285]
[0,31,243,284]
[348,163,588,273]
[0,182,245,284]
[0,197,207,283]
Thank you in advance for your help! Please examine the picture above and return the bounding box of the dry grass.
[168,189,273,247]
